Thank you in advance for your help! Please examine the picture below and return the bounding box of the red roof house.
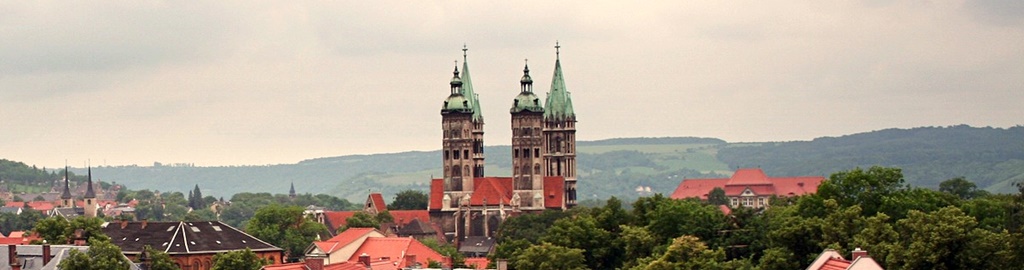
[305,228,445,270]
[671,168,824,208]
[806,248,884,270]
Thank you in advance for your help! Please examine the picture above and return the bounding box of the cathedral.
[428,43,578,241]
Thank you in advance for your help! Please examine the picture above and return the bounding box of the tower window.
[454,151,460,160]
[534,148,540,158]
[444,150,449,160]
[464,149,469,158]
[514,149,519,158]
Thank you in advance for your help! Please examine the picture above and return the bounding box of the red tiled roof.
[263,262,307,270]
[347,237,445,269]
[821,258,852,270]
[4,202,22,208]
[429,179,444,210]
[323,211,357,232]
[543,176,565,208]
[470,178,512,206]
[389,210,430,225]
[670,168,825,200]
[321,228,379,250]
[718,205,732,215]
[464,257,490,269]
[726,168,772,185]
[26,201,55,212]
[323,262,371,270]
[367,193,387,213]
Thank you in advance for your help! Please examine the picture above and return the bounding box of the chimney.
[73,229,87,246]
[8,244,21,270]
[851,247,869,260]
[404,254,417,267]
[304,257,324,270]
[142,219,149,229]
[358,253,371,267]
[42,244,52,266]
[121,219,129,229]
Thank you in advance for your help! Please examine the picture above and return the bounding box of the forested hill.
[717,125,1024,193]
[5,125,1021,202]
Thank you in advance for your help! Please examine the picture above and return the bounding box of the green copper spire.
[461,45,484,122]
[544,42,575,121]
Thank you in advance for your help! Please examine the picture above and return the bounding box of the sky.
[2,1,1022,168]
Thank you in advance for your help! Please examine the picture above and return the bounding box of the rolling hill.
[38,125,1024,203]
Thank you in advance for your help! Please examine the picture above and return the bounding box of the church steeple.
[289,182,296,198]
[60,166,73,208]
[461,45,484,123]
[84,166,95,199]
[541,41,578,208]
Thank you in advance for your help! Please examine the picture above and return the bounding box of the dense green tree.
[886,207,1014,269]
[817,166,905,216]
[496,209,571,243]
[33,217,71,244]
[488,239,531,269]
[59,238,131,270]
[513,243,587,270]
[541,215,616,269]
[644,198,726,245]
[211,248,267,270]
[245,204,327,262]
[707,187,728,205]
[637,235,730,270]
[757,247,799,270]
[141,245,180,270]
[344,212,380,230]
[618,225,658,269]
[182,209,218,221]
[388,190,429,210]
[939,177,988,199]
[595,196,631,233]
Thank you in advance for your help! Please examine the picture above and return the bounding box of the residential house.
[806,248,884,270]
[304,228,445,269]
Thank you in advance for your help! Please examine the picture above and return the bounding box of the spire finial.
[524,58,530,72]
[555,41,561,58]
[462,44,468,60]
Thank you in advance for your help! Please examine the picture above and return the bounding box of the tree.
[541,215,616,269]
[420,237,466,268]
[211,248,267,270]
[344,212,380,230]
[639,235,729,270]
[886,206,1015,269]
[388,190,429,210]
[141,245,180,270]
[245,204,327,262]
[707,187,728,206]
[513,243,587,270]
[817,166,905,216]
[59,238,132,270]
[939,177,988,200]
[618,225,658,269]
[34,217,71,244]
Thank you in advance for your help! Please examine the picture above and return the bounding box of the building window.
[514,149,519,158]
[534,148,540,158]
[464,149,469,158]
[731,198,738,206]
[454,150,460,159]
[758,197,765,207]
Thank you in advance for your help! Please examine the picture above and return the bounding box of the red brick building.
[103,220,284,270]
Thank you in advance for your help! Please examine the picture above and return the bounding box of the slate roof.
[0,245,140,270]
[102,220,282,255]
[458,236,496,254]
[670,168,825,200]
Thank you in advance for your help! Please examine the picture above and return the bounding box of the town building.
[806,248,884,270]
[102,220,284,270]
[303,228,445,269]
[1,244,142,270]
[670,168,824,208]
[430,43,577,243]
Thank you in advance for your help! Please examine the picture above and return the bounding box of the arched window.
[534,164,541,174]
[192,260,200,270]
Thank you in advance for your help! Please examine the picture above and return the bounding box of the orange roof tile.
[348,237,445,269]
[671,168,824,200]
[367,193,387,213]
[323,211,357,232]
[464,257,490,269]
[429,179,444,210]
[470,178,513,206]
[388,210,430,225]
[543,176,565,208]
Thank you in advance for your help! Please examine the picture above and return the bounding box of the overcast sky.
[2,1,1022,168]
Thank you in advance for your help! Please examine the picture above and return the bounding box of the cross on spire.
[555,41,561,58]
[463,44,468,60]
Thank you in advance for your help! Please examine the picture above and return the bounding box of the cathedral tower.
[441,46,485,202]
[542,43,578,207]
[510,60,545,208]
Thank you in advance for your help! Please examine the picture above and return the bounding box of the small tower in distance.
[84,166,97,218]
[289,182,297,199]
[60,166,73,208]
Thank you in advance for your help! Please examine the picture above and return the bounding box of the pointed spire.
[520,59,533,89]
[460,45,483,122]
[61,166,72,200]
[450,63,462,94]
[289,182,296,198]
[544,41,574,120]
[84,165,95,199]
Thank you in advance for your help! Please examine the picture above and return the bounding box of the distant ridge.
[10,125,1017,202]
